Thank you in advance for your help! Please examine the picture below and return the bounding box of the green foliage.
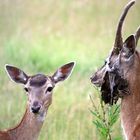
[90,89,120,140]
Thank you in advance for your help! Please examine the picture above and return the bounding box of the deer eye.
[46,87,53,92]
[24,87,29,92]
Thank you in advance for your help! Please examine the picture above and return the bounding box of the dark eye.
[46,87,53,92]
[24,87,29,92]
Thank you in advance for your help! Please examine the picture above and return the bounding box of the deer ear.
[5,65,28,84]
[52,62,75,83]
[124,35,136,53]
[121,35,136,59]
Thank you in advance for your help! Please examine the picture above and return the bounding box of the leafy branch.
[90,89,120,140]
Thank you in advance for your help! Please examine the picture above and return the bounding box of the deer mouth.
[91,66,130,105]
[32,110,40,114]
[90,66,107,87]
[90,75,104,87]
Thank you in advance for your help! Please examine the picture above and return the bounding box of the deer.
[0,62,75,140]
[90,0,140,140]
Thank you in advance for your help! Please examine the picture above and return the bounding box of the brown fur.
[0,105,44,140]
[90,1,140,139]
[0,62,75,140]
[120,52,140,139]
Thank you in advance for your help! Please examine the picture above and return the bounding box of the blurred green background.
[0,0,140,139]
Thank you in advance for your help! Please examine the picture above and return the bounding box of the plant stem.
[100,96,112,140]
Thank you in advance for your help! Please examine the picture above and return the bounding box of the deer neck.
[8,104,47,140]
[121,65,140,139]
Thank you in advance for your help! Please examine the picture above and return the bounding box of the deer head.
[5,62,75,116]
[90,0,140,105]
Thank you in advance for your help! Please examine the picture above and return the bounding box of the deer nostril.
[31,106,41,114]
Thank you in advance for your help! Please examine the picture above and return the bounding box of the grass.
[0,0,140,139]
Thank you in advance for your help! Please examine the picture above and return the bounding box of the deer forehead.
[25,74,53,89]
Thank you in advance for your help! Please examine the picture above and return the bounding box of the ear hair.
[52,62,75,84]
[124,34,136,50]
[5,64,28,84]
[121,35,136,59]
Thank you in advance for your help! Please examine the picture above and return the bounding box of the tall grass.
[0,0,140,139]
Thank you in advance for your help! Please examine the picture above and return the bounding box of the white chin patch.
[37,112,46,122]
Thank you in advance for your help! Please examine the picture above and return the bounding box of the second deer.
[0,62,75,140]
[91,0,140,140]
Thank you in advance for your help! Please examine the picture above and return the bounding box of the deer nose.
[31,101,41,114]
[90,74,100,85]
[31,106,41,114]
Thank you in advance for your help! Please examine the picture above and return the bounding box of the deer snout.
[90,74,103,87]
[31,101,42,114]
